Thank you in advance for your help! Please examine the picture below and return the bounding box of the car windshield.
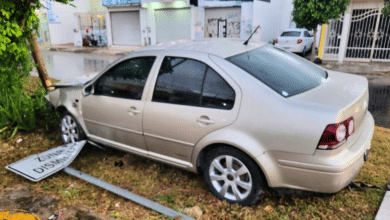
[226,45,327,97]
[281,31,301,37]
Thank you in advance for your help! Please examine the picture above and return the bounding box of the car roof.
[135,38,266,58]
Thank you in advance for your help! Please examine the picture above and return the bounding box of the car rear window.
[226,45,327,98]
[281,31,301,37]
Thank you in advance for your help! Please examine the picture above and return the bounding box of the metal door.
[204,7,241,38]
[111,11,141,46]
[372,13,390,62]
[155,8,191,43]
[345,8,380,61]
[322,16,344,60]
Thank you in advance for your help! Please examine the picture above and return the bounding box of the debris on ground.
[114,160,123,167]
[182,206,203,219]
[48,214,58,220]
[64,184,76,195]
[264,205,274,212]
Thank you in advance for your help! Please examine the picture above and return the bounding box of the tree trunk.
[311,27,317,62]
[29,33,52,91]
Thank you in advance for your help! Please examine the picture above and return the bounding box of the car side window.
[152,57,206,106]
[152,56,235,110]
[201,67,235,110]
[95,57,156,100]
[304,31,310,37]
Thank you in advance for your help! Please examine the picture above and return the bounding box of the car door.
[142,52,241,166]
[81,56,157,152]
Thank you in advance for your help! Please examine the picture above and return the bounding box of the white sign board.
[6,140,86,182]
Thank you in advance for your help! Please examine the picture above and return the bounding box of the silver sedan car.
[46,38,375,206]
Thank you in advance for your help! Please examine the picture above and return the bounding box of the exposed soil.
[0,185,113,220]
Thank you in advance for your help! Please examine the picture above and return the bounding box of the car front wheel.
[203,147,265,206]
[60,112,85,144]
[302,46,307,57]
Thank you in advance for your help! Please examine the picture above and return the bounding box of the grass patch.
[0,126,389,219]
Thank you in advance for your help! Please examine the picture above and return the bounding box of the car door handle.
[196,118,215,124]
[128,107,140,115]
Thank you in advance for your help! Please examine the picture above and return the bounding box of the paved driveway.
[367,75,390,128]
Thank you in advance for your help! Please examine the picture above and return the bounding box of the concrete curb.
[375,191,390,220]
[46,46,142,56]
[323,61,390,75]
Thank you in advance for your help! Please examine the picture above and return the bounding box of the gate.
[344,2,390,62]
[372,13,390,61]
[322,16,344,60]
[345,8,380,61]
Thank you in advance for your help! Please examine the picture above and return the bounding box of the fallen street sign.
[6,140,86,182]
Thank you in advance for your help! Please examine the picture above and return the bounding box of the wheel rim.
[209,155,253,201]
[61,115,79,144]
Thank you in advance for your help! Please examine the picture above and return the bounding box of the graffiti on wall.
[46,0,60,23]
[227,21,240,36]
[206,19,240,38]
[205,9,241,38]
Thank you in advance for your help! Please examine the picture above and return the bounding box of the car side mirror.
[83,84,94,97]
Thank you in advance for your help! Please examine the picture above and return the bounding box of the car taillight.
[297,39,302,44]
[346,117,354,136]
[317,117,354,150]
[275,39,278,44]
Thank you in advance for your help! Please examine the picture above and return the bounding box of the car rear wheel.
[302,46,307,57]
[203,147,265,206]
[60,112,85,144]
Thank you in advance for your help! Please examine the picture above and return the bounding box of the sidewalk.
[323,61,390,76]
[47,44,142,56]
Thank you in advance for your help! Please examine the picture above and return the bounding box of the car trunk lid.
[278,37,299,45]
[290,70,369,131]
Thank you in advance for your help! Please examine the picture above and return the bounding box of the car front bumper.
[258,111,375,193]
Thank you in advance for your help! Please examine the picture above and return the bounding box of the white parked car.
[275,28,314,56]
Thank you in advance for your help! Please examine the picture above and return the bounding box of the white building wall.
[240,2,253,40]
[40,0,92,45]
[145,7,156,45]
[252,0,294,44]
[192,7,205,39]
[139,9,149,46]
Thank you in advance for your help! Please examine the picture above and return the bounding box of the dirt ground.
[0,183,114,220]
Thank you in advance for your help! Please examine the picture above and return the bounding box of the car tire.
[302,46,307,57]
[203,146,265,206]
[59,111,86,144]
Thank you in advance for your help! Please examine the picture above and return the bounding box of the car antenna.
[243,25,260,45]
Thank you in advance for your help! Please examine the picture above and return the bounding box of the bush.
[0,78,59,138]
[0,1,61,138]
